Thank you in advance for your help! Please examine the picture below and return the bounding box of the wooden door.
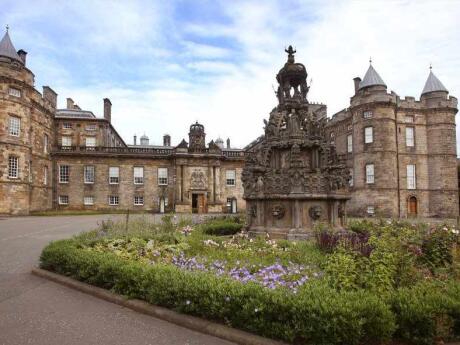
[408,196,417,216]
[197,194,207,213]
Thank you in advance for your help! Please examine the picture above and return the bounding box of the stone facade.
[325,67,459,218]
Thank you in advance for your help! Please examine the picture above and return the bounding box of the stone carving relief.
[309,206,322,221]
[271,204,286,219]
[190,169,207,190]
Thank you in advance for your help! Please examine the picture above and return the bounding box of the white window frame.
[84,196,94,205]
[9,87,21,98]
[85,124,97,131]
[347,134,353,153]
[84,165,95,184]
[8,156,19,179]
[158,168,168,185]
[363,110,373,119]
[59,165,70,183]
[63,123,72,129]
[364,126,373,144]
[226,169,236,186]
[85,136,96,148]
[9,116,20,137]
[134,196,144,205]
[367,206,375,215]
[109,167,119,184]
[58,195,69,205]
[366,164,374,184]
[44,134,49,154]
[133,167,144,184]
[44,165,48,185]
[61,136,72,147]
[407,164,416,190]
[108,195,119,206]
[405,127,414,147]
[405,115,414,123]
[349,168,354,187]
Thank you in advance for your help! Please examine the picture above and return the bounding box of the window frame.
[84,165,95,184]
[8,87,21,98]
[349,168,354,187]
[8,155,19,179]
[63,123,72,129]
[363,110,373,119]
[367,205,375,215]
[226,169,236,186]
[133,166,144,185]
[405,127,415,147]
[85,136,96,148]
[58,195,69,205]
[109,166,120,184]
[8,116,20,137]
[108,195,119,206]
[44,134,49,154]
[44,165,48,185]
[158,167,168,185]
[134,195,144,206]
[365,164,375,184]
[347,134,353,153]
[84,196,94,206]
[364,126,373,144]
[61,136,72,147]
[407,164,416,190]
[59,165,70,183]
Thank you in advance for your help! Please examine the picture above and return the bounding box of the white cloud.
[2,0,459,152]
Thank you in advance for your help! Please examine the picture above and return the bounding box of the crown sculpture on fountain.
[242,46,350,238]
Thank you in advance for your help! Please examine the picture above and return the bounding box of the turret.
[140,134,149,146]
[420,68,451,106]
[188,121,206,150]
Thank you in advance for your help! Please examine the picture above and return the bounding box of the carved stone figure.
[309,205,323,221]
[272,204,286,219]
[190,169,206,190]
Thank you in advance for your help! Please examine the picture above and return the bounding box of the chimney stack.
[42,86,57,108]
[17,49,27,65]
[163,134,171,146]
[353,77,361,94]
[66,98,74,109]
[226,138,231,149]
[133,135,137,146]
[103,98,112,123]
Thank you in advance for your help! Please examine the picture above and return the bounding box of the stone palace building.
[0,28,458,218]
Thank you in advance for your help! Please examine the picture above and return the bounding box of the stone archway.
[408,196,417,216]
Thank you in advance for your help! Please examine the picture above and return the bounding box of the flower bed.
[39,216,460,345]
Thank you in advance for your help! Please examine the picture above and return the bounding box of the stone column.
[214,166,221,202]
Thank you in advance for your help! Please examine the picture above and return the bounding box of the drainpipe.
[395,107,401,218]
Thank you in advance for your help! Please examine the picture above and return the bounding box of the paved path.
[0,215,234,345]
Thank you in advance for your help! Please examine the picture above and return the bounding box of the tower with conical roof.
[0,26,56,214]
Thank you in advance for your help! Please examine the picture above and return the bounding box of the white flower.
[254,308,259,313]
[452,229,460,235]
[186,300,191,305]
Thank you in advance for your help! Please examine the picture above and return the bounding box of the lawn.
[40,215,460,345]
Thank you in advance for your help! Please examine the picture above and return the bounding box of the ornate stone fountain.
[242,46,350,239]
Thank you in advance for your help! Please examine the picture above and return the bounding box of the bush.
[201,219,243,236]
[40,239,396,345]
[421,226,457,271]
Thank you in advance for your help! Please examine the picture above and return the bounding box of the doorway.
[192,193,207,213]
[227,198,237,214]
[408,196,417,216]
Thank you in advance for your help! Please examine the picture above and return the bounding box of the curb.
[31,268,287,345]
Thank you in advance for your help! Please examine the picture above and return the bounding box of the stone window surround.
[109,166,119,184]
[407,164,416,190]
[8,87,21,98]
[84,196,94,205]
[108,195,119,206]
[8,155,19,179]
[134,195,144,205]
[59,165,70,183]
[84,165,95,184]
[58,195,69,205]
[405,126,415,148]
[364,126,373,144]
[158,167,168,185]
[365,163,375,184]
[226,169,236,186]
[8,115,21,137]
[347,134,353,153]
[133,166,144,185]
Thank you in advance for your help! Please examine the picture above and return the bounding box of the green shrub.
[201,220,243,236]
[40,239,396,345]
[422,226,457,271]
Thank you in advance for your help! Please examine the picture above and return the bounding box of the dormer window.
[9,88,21,98]
[363,110,373,119]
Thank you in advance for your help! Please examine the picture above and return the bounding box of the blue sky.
[1,0,460,149]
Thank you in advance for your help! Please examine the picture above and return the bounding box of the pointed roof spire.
[0,26,21,62]
[359,61,386,90]
[421,66,448,95]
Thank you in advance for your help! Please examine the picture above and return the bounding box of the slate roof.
[422,70,448,95]
[359,64,386,89]
[0,31,21,62]
[55,109,96,119]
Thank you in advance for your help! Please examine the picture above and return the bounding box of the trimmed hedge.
[201,220,243,236]
[40,240,395,345]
